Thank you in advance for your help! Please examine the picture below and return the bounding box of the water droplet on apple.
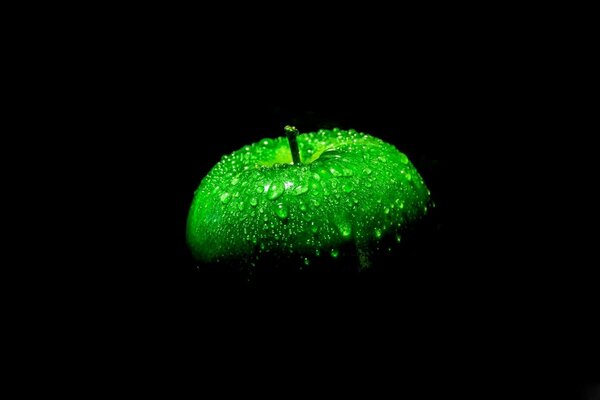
[293,184,309,196]
[268,182,285,200]
[310,222,318,233]
[315,249,321,257]
[238,201,245,211]
[250,197,258,207]
[363,167,372,175]
[330,248,339,258]
[299,201,308,212]
[275,203,288,219]
[374,228,383,239]
[343,183,353,193]
[330,167,341,176]
[342,167,353,177]
[231,177,240,185]
[399,153,409,164]
[220,192,231,204]
[395,234,402,243]
[304,257,310,266]
[338,221,352,239]
[384,207,390,215]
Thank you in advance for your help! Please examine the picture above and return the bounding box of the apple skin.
[186,128,430,265]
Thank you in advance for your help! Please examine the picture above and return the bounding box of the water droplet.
[338,221,352,239]
[310,222,318,233]
[231,177,240,185]
[363,167,372,175]
[342,167,353,177]
[262,139,272,147]
[406,173,412,181]
[343,183,353,193]
[399,153,409,164]
[250,197,258,207]
[329,167,341,176]
[395,234,402,243]
[275,203,288,219]
[424,205,428,213]
[384,207,390,215]
[238,201,245,211]
[220,192,231,203]
[312,173,321,181]
[330,249,339,258]
[374,228,383,239]
[299,201,308,212]
[293,185,309,196]
[256,185,265,194]
[315,249,321,257]
[268,182,285,200]
[304,257,310,266]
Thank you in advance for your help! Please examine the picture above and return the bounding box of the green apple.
[186,127,430,269]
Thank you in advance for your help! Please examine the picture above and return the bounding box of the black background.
[100,81,594,397]
[49,16,597,397]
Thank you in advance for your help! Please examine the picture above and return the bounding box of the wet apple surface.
[187,127,430,269]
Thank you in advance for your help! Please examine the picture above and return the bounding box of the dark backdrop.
[73,32,596,398]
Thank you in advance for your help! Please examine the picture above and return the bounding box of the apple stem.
[284,125,302,165]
